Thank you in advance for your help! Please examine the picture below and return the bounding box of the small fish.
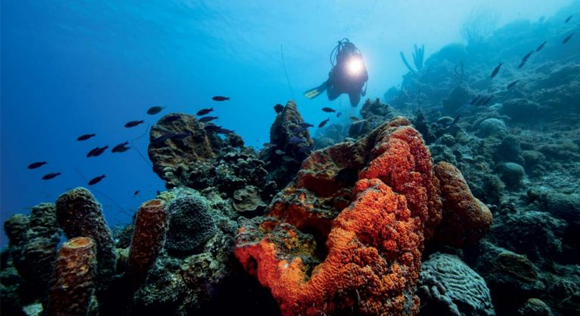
[199,116,218,123]
[490,62,502,78]
[147,106,164,115]
[565,15,573,23]
[88,174,106,186]
[292,127,307,134]
[274,104,284,114]
[350,116,360,122]
[171,132,191,140]
[298,145,313,153]
[112,141,130,153]
[449,115,460,128]
[335,168,358,187]
[212,96,230,101]
[318,118,330,128]
[87,146,108,157]
[275,149,285,155]
[469,95,482,105]
[562,33,574,44]
[476,95,489,106]
[77,133,96,141]
[152,133,173,144]
[336,112,342,118]
[134,190,140,196]
[163,114,181,122]
[282,156,295,162]
[288,136,305,145]
[204,125,222,132]
[518,59,528,69]
[536,41,547,52]
[322,107,336,113]
[300,122,314,128]
[196,108,214,116]
[28,161,47,169]
[481,95,494,105]
[263,143,274,148]
[42,172,61,180]
[217,128,234,134]
[521,50,534,62]
[507,80,520,90]
[125,120,145,128]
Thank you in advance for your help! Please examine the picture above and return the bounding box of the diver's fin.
[304,81,328,99]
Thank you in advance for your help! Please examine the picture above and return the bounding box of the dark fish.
[134,190,140,196]
[476,95,489,106]
[336,112,342,118]
[518,59,528,69]
[87,146,108,157]
[199,116,218,123]
[152,133,173,144]
[274,104,284,114]
[449,115,460,128]
[565,15,573,23]
[196,108,214,116]
[77,133,96,141]
[322,107,336,113]
[275,149,285,155]
[42,172,61,180]
[292,127,307,134]
[217,128,234,134]
[112,141,130,153]
[318,118,330,128]
[490,62,502,78]
[481,95,494,105]
[147,106,164,115]
[288,136,305,145]
[536,41,547,52]
[28,161,47,169]
[521,50,534,62]
[562,33,574,44]
[125,120,145,128]
[300,122,314,128]
[204,125,222,132]
[298,145,313,153]
[350,116,360,122]
[335,168,358,187]
[212,96,230,101]
[88,174,106,186]
[163,114,181,122]
[171,132,191,140]
[470,95,482,105]
[507,80,520,90]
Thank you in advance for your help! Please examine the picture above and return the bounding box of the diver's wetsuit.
[305,39,368,107]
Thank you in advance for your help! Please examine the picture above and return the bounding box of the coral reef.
[235,118,491,316]
[165,193,217,256]
[46,237,97,316]
[56,187,116,283]
[262,101,314,188]
[128,199,168,286]
[418,253,495,316]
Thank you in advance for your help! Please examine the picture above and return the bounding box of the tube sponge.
[55,187,116,281]
[128,199,168,286]
[46,237,97,316]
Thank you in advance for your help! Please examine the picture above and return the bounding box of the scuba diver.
[304,38,368,107]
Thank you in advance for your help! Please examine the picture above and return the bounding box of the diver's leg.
[349,92,361,107]
[327,85,340,101]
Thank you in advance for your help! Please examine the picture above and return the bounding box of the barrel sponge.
[235,179,423,316]
[128,199,168,285]
[165,193,216,256]
[433,162,493,247]
[46,237,97,316]
[419,253,495,316]
[55,187,116,279]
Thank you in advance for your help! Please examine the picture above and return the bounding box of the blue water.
[0,0,574,246]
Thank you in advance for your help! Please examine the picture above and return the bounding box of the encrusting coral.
[235,117,492,316]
